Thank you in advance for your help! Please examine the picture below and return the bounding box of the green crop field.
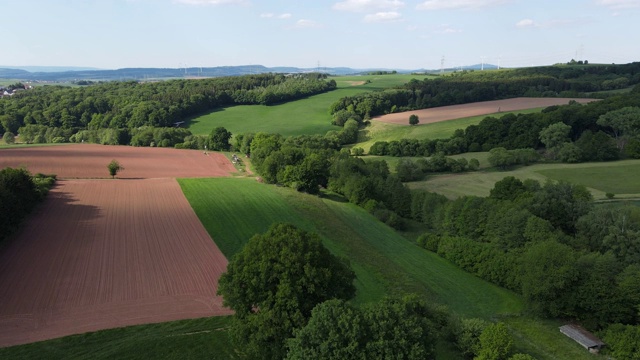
[186,74,428,137]
[357,108,545,152]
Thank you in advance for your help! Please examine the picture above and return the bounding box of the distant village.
[0,83,34,98]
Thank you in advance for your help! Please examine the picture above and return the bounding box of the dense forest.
[0,73,336,145]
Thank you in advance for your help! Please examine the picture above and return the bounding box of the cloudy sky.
[3,0,640,70]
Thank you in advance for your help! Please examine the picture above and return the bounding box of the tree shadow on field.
[184,107,225,128]
[318,190,348,203]
[1,185,104,250]
[41,185,103,245]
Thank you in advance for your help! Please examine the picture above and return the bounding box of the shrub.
[3,132,15,144]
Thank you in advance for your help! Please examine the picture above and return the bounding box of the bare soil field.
[0,144,235,178]
[373,97,599,125]
[0,178,232,347]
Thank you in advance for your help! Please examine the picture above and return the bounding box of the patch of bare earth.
[0,179,232,347]
[0,145,239,347]
[0,144,236,179]
[373,97,599,125]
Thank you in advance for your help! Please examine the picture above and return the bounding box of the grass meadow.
[0,317,236,360]
[186,74,427,137]
[408,157,640,200]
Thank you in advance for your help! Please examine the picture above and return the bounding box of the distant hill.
[0,64,501,82]
[0,66,103,73]
[0,65,378,82]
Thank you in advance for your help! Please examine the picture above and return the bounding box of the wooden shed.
[559,324,605,353]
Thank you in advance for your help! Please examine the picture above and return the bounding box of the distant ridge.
[0,66,103,73]
[0,64,499,82]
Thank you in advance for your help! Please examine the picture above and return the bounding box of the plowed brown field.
[0,143,235,178]
[0,145,236,347]
[373,97,599,125]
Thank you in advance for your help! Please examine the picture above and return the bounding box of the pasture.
[408,158,640,200]
[186,74,427,137]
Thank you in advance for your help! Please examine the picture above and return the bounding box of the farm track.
[373,97,599,125]
[0,145,235,347]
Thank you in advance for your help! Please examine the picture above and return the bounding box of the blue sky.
[3,0,640,70]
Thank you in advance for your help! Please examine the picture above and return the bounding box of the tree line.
[329,62,640,121]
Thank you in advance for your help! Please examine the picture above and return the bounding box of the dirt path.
[373,97,599,125]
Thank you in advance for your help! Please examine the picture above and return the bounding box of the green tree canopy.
[209,126,232,151]
[287,295,441,360]
[539,122,571,156]
[217,223,356,360]
[286,299,367,360]
[107,160,124,179]
[597,106,640,150]
[475,322,514,360]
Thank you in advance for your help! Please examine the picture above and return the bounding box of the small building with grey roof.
[559,324,605,353]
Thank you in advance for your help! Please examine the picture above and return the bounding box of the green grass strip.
[0,317,236,360]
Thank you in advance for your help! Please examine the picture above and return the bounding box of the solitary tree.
[107,160,124,178]
[409,114,420,126]
[209,126,232,151]
[217,223,356,360]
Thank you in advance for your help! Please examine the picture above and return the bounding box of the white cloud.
[516,18,537,28]
[363,11,402,22]
[416,0,511,11]
[333,0,404,12]
[595,0,640,10]
[260,12,292,19]
[516,17,591,29]
[294,19,322,28]
[175,0,247,5]
[434,24,462,34]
